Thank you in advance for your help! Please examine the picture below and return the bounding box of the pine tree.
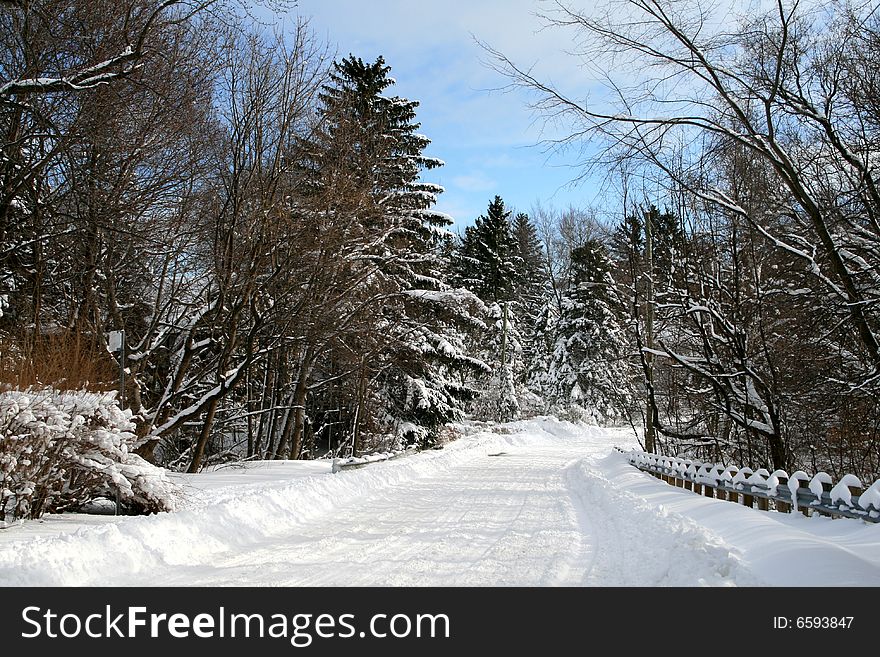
[610,205,682,295]
[525,296,557,400]
[471,301,523,422]
[453,196,522,303]
[543,238,632,421]
[299,55,448,238]
[510,211,549,389]
[451,197,535,421]
[297,55,484,451]
[512,211,546,300]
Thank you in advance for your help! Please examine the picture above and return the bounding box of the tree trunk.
[644,208,656,454]
[273,394,295,459]
[287,375,310,460]
[187,396,220,473]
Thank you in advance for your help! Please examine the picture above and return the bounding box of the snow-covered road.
[2,418,879,586]
[162,444,598,586]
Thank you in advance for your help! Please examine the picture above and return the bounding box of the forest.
[1,0,878,520]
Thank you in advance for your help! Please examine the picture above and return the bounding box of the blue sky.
[279,0,605,230]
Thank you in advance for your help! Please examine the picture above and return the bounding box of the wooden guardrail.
[619,448,880,523]
[331,447,418,473]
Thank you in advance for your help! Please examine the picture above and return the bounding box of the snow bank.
[588,452,880,586]
[566,457,764,586]
[331,447,417,472]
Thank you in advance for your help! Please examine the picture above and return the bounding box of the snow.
[732,467,752,487]
[751,468,770,484]
[331,447,416,472]
[788,471,810,512]
[857,480,880,513]
[1,388,178,521]
[1,419,879,586]
[809,472,833,500]
[766,469,789,496]
[830,474,862,506]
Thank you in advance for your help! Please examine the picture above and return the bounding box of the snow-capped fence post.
[848,480,862,501]
[788,471,811,517]
[766,470,790,513]
[859,481,880,516]
[829,474,862,512]
[672,460,685,488]
[719,466,738,502]
[809,473,834,518]
[666,460,677,485]
[752,469,770,510]
[733,467,753,508]
[699,465,714,498]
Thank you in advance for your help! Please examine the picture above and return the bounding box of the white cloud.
[450,172,497,192]
[433,196,483,230]
[285,1,608,219]
[293,0,597,141]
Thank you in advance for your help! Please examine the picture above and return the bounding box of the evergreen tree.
[453,196,522,303]
[510,211,549,388]
[543,238,631,421]
[610,205,683,294]
[525,297,558,398]
[299,55,448,236]
[512,211,546,302]
[471,301,523,422]
[297,55,484,451]
[451,197,539,421]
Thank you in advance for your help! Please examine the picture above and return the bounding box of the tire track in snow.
[561,458,600,585]
[155,445,595,586]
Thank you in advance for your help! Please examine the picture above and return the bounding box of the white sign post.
[107,330,125,407]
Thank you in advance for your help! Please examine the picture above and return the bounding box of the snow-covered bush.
[0,388,179,521]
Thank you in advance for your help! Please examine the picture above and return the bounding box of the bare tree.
[487,0,880,375]
[488,0,880,475]
[136,22,329,470]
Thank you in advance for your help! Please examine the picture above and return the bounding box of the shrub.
[0,388,178,521]
[0,332,118,392]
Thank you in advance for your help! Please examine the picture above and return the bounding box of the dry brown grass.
[0,331,117,392]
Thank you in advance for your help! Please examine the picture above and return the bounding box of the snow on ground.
[0,417,878,586]
[586,454,880,586]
